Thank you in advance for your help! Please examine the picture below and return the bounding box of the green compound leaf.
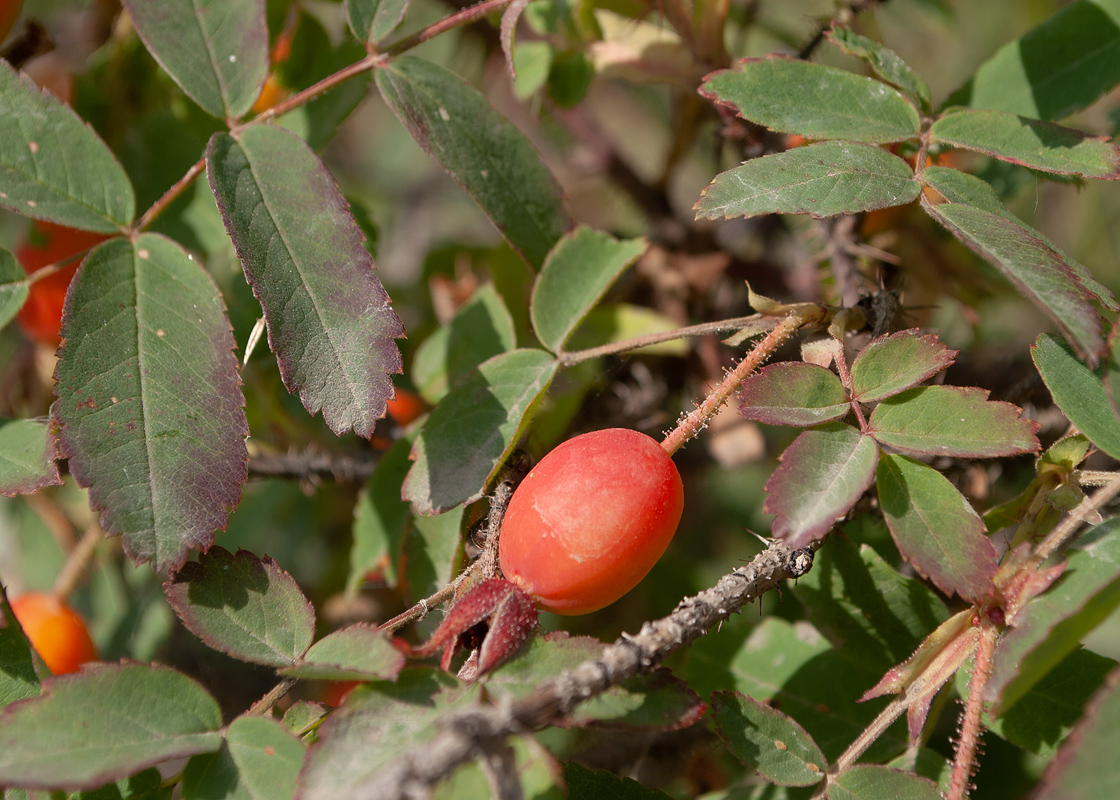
[850,330,956,403]
[403,349,558,515]
[868,385,1040,458]
[1032,333,1120,460]
[738,362,850,426]
[948,0,1120,121]
[930,110,1119,179]
[876,453,998,604]
[53,235,248,573]
[923,200,1105,365]
[122,0,268,120]
[0,588,39,706]
[375,56,570,269]
[695,142,919,220]
[182,715,304,800]
[0,418,61,497]
[0,61,134,233]
[0,663,222,790]
[207,125,404,438]
[164,547,315,668]
[412,285,516,405]
[0,247,28,331]
[281,624,406,681]
[831,765,943,800]
[711,691,826,786]
[530,226,647,354]
[826,26,931,111]
[700,56,920,143]
[345,0,410,45]
[765,422,879,548]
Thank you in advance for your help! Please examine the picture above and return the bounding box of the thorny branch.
[247,447,384,482]
[360,541,817,800]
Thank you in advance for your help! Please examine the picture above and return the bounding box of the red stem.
[949,621,998,800]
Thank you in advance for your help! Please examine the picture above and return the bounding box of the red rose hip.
[499,428,684,616]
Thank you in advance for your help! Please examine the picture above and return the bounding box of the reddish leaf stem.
[134,156,206,233]
[949,621,998,800]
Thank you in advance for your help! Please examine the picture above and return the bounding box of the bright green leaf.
[182,715,304,800]
[281,624,405,681]
[738,363,850,426]
[1032,333,1120,460]
[711,692,826,786]
[827,27,932,111]
[0,418,61,497]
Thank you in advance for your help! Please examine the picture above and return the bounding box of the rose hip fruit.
[499,428,684,616]
[10,591,98,675]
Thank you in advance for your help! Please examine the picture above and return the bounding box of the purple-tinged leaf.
[281,624,405,681]
[0,61,134,233]
[298,669,477,800]
[831,765,942,800]
[500,0,533,79]
[700,56,920,143]
[930,109,1120,179]
[923,199,1105,365]
[345,0,410,45]
[207,125,404,438]
[696,142,919,220]
[711,691,826,787]
[123,0,268,120]
[826,27,931,112]
[1107,320,1120,421]
[1032,664,1120,800]
[53,235,248,572]
[1032,333,1120,461]
[850,330,957,403]
[375,56,570,269]
[164,547,315,667]
[738,362,849,426]
[0,247,29,331]
[765,423,878,547]
[868,386,1040,458]
[0,587,39,706]
[182,715,304,800]
[988,519,1120,714]
[403,349,558,515]
[0,418,61,497]
[876,453,997,603]
[0,663,221,790]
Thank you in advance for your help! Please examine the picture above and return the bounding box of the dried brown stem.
[361,541,816,799]
[556,314,772,367]
[248,448,384,482]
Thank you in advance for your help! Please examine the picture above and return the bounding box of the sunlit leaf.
[0,418,61,497]
[701,56,920,143]
[1032,333,1120,460]
[711,692,826,786]
[345,0,410,45]
[765,423,879,547]
[826,27,932,111]
[123,0,268,119]
[403,349,558,515]
[0,663,221,790]
[281,624,406,681]
[53,235,248,572]
[164,547,315,667]
[876,453,998,603]
[181,715,304,800]
[696,142,919,220]
[867,386,1040,458]
[850,330,956,402]
[207,125,404,438]
[0,61,134,232]
[738,362,850,426]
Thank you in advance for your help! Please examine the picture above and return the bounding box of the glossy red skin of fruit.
[16,221,109,345]
[499,428,684,616]
[11,591,98,675]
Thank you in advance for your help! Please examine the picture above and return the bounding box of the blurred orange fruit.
[11,591,99,675]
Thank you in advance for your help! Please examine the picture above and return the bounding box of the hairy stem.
[948,622,998,800]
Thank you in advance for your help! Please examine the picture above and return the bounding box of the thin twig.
[360,541,816,799]
[248,448,384,482]
[135,157,206,232]
[1035,473,1120,562]
[556,314,772,366]
[52,521,103,600]
[246,677,299,716]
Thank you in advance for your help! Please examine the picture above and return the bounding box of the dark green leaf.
[122,0,268,119]
[989,519,1120,713]
[164,547,315,667]
[53,235,248,572]
[71,768,170,800]
[826,27,932,111]
[562,763,674,799]
[375,56,570,269]
[867,386,1040,457]
[1032,333,1120,460]
[0,61,134,232]
[182,715,304,800]
[695,142,919,220]
[412,285,516,404]
[345,0,410,44]
[711,692,826,786]
[876,454,997,603]
[765,423,878,547]
[349,435,414,594]
[281,624,405,681]
[547,50,594,108]
[737,362,849,426]
[207,125,404,438]
[947,0,1120,121]
[530,226,647,353]
[850,330,956,402]
[0,588,39,706]
[403,507,463,604]
[0,418,61,497]
[0,247,28,331]
[700,56,920,143]
[0,663,222,790]
[930,110,1119,179]
[924,201,1105,364]
[403,349,558,515]
[830,765,942,800]
[1108,320,1120,419]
